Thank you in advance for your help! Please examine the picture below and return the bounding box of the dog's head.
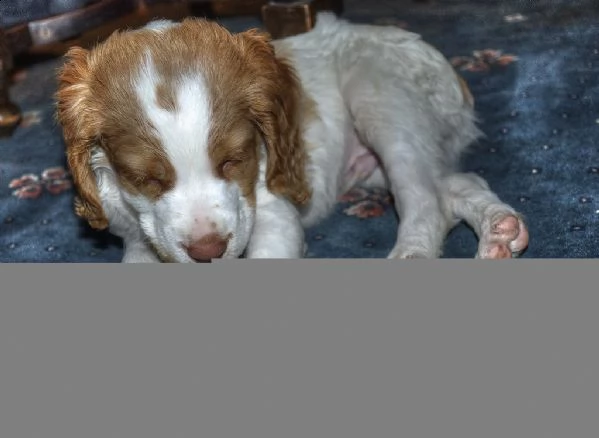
[55,18,311,262]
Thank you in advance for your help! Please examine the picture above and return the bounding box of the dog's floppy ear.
[55,46,108,230]
[239,29,311,206]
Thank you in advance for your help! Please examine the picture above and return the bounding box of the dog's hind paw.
[477,213,529,259]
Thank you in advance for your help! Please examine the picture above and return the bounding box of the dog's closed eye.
[221,159,243,179]
[145,177,165,194]
[107,147,175,200]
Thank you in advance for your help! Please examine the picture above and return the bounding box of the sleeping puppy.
[55,13,528,262]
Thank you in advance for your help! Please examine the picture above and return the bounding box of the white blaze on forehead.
[134,53,214,180]
[123,53,256,259]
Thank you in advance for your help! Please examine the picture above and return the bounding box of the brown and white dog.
[56,13,528,262]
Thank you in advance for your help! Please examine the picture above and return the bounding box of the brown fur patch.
[236,28,312,205]
[55,46,109,230]
[101,134,176,201]
[155,82,178,112]
[208,119,260,206]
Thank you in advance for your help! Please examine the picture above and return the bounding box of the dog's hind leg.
[380,153,452,259]
[341,65,465,258]
[443,172,529,258]
[353,137,452,258]
[345,119,452,258]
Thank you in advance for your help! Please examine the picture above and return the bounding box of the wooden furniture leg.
[0,0,139,138]
[187,0,344,39]
[262,0,344,39]
[0,29,21,138]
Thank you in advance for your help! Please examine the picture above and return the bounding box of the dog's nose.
[185,233,228,262]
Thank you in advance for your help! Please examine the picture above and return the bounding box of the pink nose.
[185,233,228,262]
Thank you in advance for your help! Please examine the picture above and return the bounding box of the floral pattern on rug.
[339,188,393,219]
[9,167,72,200]
[450,49,518,72]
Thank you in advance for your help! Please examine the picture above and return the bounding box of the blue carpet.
[1,0,598,261]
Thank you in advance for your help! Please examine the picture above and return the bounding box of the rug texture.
[1,0,598,261]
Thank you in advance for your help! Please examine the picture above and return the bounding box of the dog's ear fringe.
[240,30,312,206]
[55,46,109,230]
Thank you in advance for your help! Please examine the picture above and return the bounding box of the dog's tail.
[457,74,475,108]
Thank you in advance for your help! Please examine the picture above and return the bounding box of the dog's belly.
[342,131,380,192]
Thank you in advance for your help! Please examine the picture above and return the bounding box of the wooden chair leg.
[0,29,21,138]
[262,0,343,39]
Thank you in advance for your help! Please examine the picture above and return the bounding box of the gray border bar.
[1,261,598,438]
